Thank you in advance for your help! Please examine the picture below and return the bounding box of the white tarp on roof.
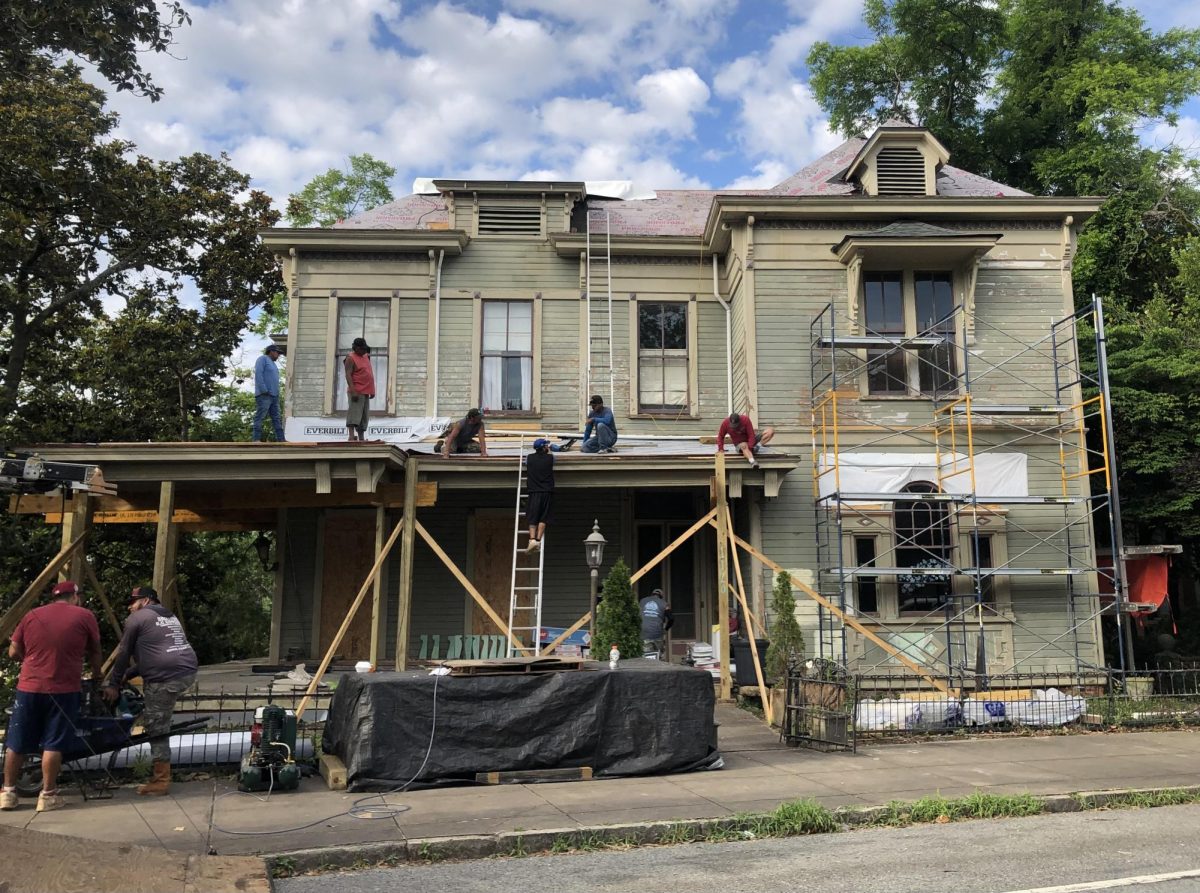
[410,178,656,201]
[819,452,1028,498]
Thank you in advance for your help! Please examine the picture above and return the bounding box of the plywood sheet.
[319,515,378,661]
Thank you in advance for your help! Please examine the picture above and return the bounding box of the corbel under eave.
[845,251,864,333]
[962,248,989,344]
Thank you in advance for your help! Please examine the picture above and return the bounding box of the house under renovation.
[18,122,1141,693]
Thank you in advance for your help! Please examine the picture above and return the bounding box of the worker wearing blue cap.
[525,438,555,552]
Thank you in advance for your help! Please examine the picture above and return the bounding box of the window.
[895,481,953,613]
[969,531,996,605]
[481,301,532,412]
[333,300,389,412]
[862,271,958,396]
[637,302,688,412]
[854,536,879,614]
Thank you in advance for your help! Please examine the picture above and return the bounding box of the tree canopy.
[285,153,396,227]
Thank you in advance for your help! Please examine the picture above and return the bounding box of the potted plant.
[764,571,805,727]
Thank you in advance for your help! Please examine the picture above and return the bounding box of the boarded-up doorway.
[319,513,377,661]
[471,513,514,641]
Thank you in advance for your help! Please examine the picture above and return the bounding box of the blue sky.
[98,0,1197,209]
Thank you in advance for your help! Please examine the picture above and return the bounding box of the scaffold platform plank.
[816,335,946,348]
[823,566,1089,577]
[821,492,1086,505]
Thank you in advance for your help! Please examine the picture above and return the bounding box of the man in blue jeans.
[581,394,618,453]
[252,344,285,442]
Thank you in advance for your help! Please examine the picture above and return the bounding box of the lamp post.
[584,520,607,644]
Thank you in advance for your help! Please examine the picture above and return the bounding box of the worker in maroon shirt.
[716,412,775,468]
[2,580,101,813]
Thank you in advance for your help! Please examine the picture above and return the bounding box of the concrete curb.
[263,784,1200,879]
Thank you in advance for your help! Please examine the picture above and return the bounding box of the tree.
[765,572,805,683]
[286,153,396,227]
[0,60,280,439]
[0,0,189,100]
[592,559,643,662]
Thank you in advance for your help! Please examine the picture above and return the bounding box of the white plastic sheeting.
[856,688,1086,731]
[819,452,1028,499]
[410,177,657,201]
[70,731,315,769]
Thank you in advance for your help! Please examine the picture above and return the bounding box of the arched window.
[895,481,953,612]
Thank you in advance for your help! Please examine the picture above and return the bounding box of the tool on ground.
[237,704,299,793]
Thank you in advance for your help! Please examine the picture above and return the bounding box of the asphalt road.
[277,804,1200,893]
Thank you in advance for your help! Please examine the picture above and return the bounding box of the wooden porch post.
[60,495,92,583]
[715,451,732,700]
[369,504,387,668]
[268,508,287,663]
[152,481,178,606]
[394,457,418,670]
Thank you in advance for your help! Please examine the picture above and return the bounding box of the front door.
[635,521,698,644]
[471,513,515,641]
[318,513,377,661]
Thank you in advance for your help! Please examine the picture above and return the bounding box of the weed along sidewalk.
[4,707,1200,888]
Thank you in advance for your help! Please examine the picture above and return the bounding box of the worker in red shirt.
[716,412,775,468]
[344,337,376,442]
[2,580,101,813]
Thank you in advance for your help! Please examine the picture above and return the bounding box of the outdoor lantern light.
[253,532,277,572]
[584,520,606,570]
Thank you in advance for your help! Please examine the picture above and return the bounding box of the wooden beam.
[151,481,176,598]
[728,470,743,499]
[82,561,123,640]
[395,458,419,670]
[715,450,732,700]
[296,518,405,720]
[0,533,89,642]
[710,522,954,696]
[11,481,438,515]
[268,508,286,663]
[415,520,522,652]
[630,507,717,585]
[764,470,783,498]
[60,495,92,582]
[726,505,772,726]
[369,504,387,668]
[44,509,276,526]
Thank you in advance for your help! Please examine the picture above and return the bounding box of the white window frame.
[328,298,392,415]
[476,298,538,416]
[628,297,699,418]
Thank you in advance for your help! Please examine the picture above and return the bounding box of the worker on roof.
[252,344,285,443]
[344,337,376,442]
[581,395,618,454]
[438,408,488,457]
[716,412,774,469]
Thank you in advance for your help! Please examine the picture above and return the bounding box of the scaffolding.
[808,295,1130,688]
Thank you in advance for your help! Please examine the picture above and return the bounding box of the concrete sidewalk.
[2,705,1199,877]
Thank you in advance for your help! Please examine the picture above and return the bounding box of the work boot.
[138,761,171,796]
[0,788,18,810]
[36,790,64,812]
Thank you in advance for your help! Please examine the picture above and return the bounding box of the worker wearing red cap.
[2,581,101,813]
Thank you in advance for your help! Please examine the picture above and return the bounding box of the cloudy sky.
[98,0,1199,209]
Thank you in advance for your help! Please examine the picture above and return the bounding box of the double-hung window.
[481,301,533,412]
[333,300,389,412]
[862,271,957,396]
[637,302,688,412]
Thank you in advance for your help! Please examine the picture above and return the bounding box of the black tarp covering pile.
[323,659,720,790]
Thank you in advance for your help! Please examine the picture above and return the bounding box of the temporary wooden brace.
[714,450,732,700]
[414,520,523,653]
[152,481,178,602]
[0,532,89,641]
[539,506,719,657]
[296,519,405,720]
[725,504,772,726]
[83,562,123,640]
[394,457,419,670]
[710,522,954,696]
[60,494,92,582]
[369,504,388,668]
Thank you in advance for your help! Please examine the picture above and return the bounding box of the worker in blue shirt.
[581,394,618,453]
[252,345,285,442]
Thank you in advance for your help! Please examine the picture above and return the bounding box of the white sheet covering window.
[481,301,532,411]
[819,453,1029,499]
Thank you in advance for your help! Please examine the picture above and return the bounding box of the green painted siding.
[541,298,581,426]
[291,297,329,415]
[440,240,577,293]
[394,297,429,415]
[434,297,474,414]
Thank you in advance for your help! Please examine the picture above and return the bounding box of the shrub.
[592,558,643,662]
[765,571,804,682]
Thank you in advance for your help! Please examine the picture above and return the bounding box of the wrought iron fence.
[781,659,856,752]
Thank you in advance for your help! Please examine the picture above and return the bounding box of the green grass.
[875,792,1043,827]
[1074,788,1200,810]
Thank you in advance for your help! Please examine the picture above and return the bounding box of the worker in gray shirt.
[102,586,197,796]
[639,588,674,660]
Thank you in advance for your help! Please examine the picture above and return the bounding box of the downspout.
[712,253,733,415]
[431,249,445,416]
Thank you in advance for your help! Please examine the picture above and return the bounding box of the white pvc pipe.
[431,249,445,416]
[69,731,316,769]
[712,254,733,415]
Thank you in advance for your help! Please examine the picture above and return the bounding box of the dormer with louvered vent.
[844,122,950,197]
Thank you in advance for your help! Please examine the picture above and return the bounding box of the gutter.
[712,254,733,415]
[431,249,445,416]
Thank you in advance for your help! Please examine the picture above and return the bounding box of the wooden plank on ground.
[319,753,348,790]
[476,767,593,785]
[441,656,583,676]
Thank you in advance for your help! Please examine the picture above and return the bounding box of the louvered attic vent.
[478,205,542,236]
[875,146,928,195]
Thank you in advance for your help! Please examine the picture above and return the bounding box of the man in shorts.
[716,412,775,468]
[344,337,375,441]
[439,408,488,457]
[2,580,102,812]
[524,438,554,552]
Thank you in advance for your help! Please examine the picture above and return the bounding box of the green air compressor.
[238,704,301,792]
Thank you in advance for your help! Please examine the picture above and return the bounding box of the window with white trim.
[481,301,533,412]
[637,302,688,412]
[862,271,958,396]
[333,300,389,412]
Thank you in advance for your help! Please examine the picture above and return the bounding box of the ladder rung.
[513,586,540,591]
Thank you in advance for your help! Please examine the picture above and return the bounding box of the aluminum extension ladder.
[507,436,546,656]
[585,208,614,407]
